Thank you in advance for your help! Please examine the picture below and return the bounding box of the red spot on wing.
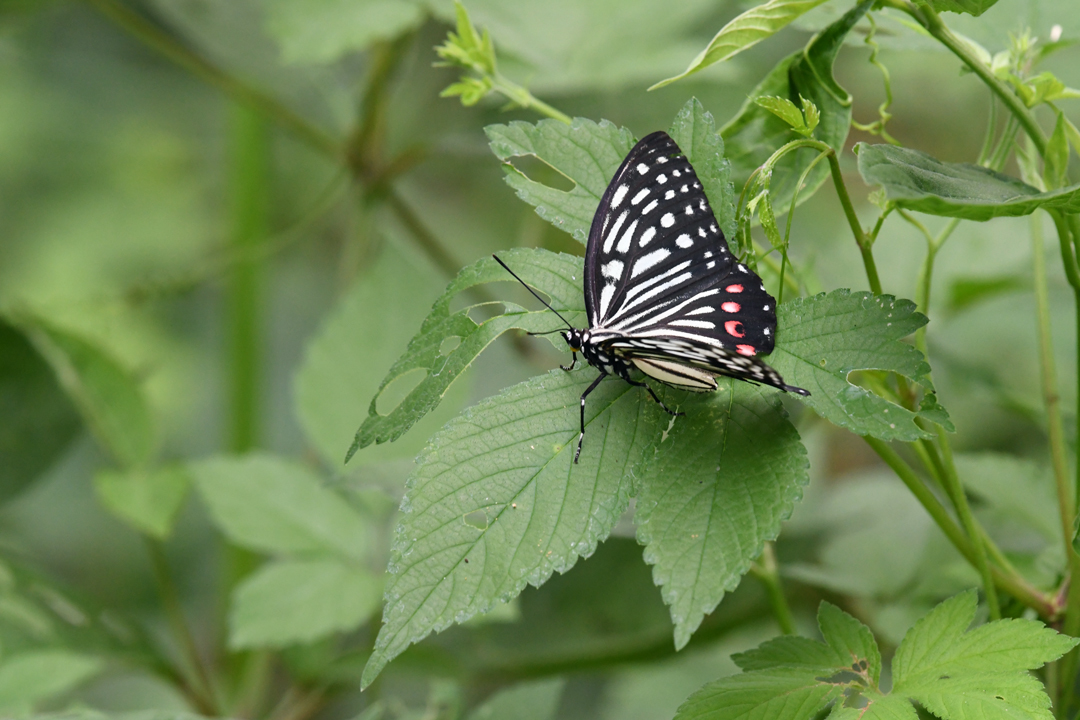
[736,344,756,356]
[725,321,745,338]
[721,302,741,313]
[725,284,744,293]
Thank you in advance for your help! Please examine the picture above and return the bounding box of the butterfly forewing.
[585,131,777,361]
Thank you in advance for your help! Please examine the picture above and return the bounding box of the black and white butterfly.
[496,130,809,463]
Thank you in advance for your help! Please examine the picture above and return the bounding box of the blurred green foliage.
[3,0,1080,718]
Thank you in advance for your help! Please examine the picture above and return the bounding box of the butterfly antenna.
[492,255,575,330]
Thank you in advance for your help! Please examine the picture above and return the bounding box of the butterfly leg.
[561,352,577,372]
[625,378,684,417]
[575,372,607,464]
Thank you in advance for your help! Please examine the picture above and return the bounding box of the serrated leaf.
[856,143,1080,219]
[674,666,848,720]
[190,453,369,561]
[721,0,872,220]
[906,672,1053,720]
[486,101,739,246]
[0,317,81,504]
[801,96,820,134]
[769,290,933,442]
[265,0,424,65]
[486,119,636,243]
[296,243,469,467]
[466,678,565,720]
[93,465,190,540]
[754,96,808,132]
[229,559,382,648]
[668,98,738,243]
[634,382,807,649]
[818,602,882,684]
[347,248,585,459]
[360,367,664,687]
[11,312,154,469]
[917,393,954,432]
[926,0,999,16]
[0,650,102,712]
[651,0,833,89]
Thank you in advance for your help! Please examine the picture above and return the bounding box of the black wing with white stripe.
[583,132,775,360]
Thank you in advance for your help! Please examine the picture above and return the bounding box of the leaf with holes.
[675,592,1075,720]
[856,143,1080,220]
[722,0,873,217]
[769,290,939,442]
[346,248,585,461]
[486,99,738,246]
[651,0,833,89]
[634,381,808,649]
[360,366,665,687]
[296,243,470,467]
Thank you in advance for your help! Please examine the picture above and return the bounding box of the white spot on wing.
[632,248,671,278]
[637,163,649,175]
[603,211,628,253]
[602,260,624,280]
[600,284,616,317]
[639,226,657,247]
[661,213,675,228]
[631,188,650,205]
[657,174,668,184]
[642,199,658,214]
[676,234,693,248]
[611,184,629,208]
[670,319,716,329]
[685,205,693,215]
[615,220,638,254]
[665,190,675,200]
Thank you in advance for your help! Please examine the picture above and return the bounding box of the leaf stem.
[864,437,1053,616]
[749,543,796,634]
[85,0,340,160]
[145,538,219,714]
[490,73,573,124]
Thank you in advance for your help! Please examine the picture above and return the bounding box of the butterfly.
[495,130,808,463]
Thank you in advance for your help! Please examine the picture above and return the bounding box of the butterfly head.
[563,328,585,352]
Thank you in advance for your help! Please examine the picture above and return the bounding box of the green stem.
[85,0,340,159]
[749,543,796,634]
[977,96,999,166]
[864,437,1053,616]
[491,73,572,124]
[826,151,881,294]
[145,539,219,714]
[987,116,1021,171]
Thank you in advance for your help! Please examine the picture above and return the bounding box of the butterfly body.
[496,129,808,463]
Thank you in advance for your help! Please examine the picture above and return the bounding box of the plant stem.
[827,151,881,294]
[85,0,340,159]
[490,73,572,124]
[145,539,219,714]
[864,437,1053,616]
[749,543,796,634]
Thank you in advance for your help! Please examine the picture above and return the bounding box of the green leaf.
[925,0,999,16]
[1011,71,1080,108]
[956,453,1057,544]
[946,275,1026,312]
[486,101,738,247]
[1046,110,1070,190]
[754,96,808,133]
[93,465,190,540]
[651,0,832,89]
[668,98,738,243]
[917,393,955,432]
[759,192,784,250]
[769,290,934,442]
[801,96,820,135]
[486,118,636,243]
[360,366,663,687]
[0,317,81,504]
[0,650,103,713]
[296,243,469,467]
[436,1,496,76]
[264,0,424,65]
[634,382,808,649]
[681,595,1075,720]
[190,453,369,562]
[721,0,872,219]
[466,678,565,720]
[856,142,1080,220]
[11,312,154,469]
[230,559,382,649]
[674,667,847,720]
[347,248,585,460]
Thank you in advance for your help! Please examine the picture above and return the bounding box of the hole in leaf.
[462,510,488,530]
[439,336,462,356]
[510,155,575,192]
[467,302,504,324]
[375,368,427,416]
